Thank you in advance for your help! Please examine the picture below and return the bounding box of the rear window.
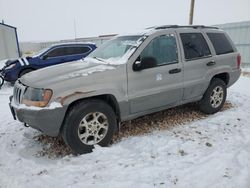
[180,33,211,60]
[207,33,234,55]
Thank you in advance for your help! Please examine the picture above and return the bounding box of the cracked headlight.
[22,88,53,107]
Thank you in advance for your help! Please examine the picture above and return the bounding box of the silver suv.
[9,25,241,154]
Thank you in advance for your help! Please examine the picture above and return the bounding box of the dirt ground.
[35,101,233,158]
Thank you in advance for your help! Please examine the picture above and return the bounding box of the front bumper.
[9,96,68,136]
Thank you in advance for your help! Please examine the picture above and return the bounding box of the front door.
[39,47,67,68]
[127,33,183,114]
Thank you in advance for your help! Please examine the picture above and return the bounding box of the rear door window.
[64,46,91,56]
[207,33,234,55]
[68,46,91,55]
[180,33,211,61]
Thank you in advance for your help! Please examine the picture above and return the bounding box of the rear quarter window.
[74,46,92,54]
[207,33,234,55]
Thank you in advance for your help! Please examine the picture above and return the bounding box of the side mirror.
[133,56,157,71]
[42,55,48,60]
[133,61,143,71]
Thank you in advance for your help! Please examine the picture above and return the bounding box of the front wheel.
[62,100,117,154]
[199,78,227,114]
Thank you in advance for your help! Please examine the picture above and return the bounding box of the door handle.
[207,61,216,66]
[169,68,181,74]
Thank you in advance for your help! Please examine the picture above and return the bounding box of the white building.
[20,34,116,56]
[215,21,250,66]
[0,23,21,60]
[20,20,250,66]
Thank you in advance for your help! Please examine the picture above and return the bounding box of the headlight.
[22,88,53,107]
[5,64,16,70]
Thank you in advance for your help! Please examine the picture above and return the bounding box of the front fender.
[55,88,125,107]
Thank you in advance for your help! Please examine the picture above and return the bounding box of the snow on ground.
[0,76,250,188]
[0,59,8,69]
[242,66,250,73]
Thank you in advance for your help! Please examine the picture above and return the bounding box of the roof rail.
[177,25,219,29]
[145,25,179,30]
[148,25,219,30]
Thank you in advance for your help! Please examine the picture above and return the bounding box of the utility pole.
[74,18,77,41]
[189,0,195,25]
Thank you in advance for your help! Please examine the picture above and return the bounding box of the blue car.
[2,43,96,83]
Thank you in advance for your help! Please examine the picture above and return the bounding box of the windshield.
[88,35,144,64]
[32,46,50,57]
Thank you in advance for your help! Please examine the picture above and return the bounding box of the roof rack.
[178,25,219,29]
[148,25,219,30]
[146,25,178,29]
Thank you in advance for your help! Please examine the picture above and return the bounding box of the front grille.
[13,81,26,105]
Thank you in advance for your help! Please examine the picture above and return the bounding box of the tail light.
[237,54,241,69]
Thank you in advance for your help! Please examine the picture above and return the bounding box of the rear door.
[127,32,183,114]
[177,31,215,101]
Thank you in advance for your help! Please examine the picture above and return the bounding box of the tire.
[199,78,227,114]
[62,100,117,154]
[0,76,4,88]
[19,69,34,78]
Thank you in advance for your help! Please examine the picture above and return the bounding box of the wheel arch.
[211,72,230,85]
[59,94,121,134]
[65,94,121,121]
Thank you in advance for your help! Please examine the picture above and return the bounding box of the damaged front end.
[9,80,68,136]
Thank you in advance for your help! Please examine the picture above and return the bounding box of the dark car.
[2,43,96,83]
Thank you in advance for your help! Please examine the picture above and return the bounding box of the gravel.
[242,71,250,77]
[35,101,233,158]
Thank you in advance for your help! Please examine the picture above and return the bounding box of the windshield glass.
[88,35,145,64]
[32,46,50,57]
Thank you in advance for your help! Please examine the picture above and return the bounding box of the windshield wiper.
[93,57,106,63]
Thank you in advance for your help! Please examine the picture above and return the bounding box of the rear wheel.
[19,68,34,78]
[199,78,227,114]
[62,100,117,154]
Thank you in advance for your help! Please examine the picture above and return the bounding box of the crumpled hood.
[5,60,15,67]
[20,59,117,88]
[1,58,19,70]
[2,57,33,68]
[2,58,18,67]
